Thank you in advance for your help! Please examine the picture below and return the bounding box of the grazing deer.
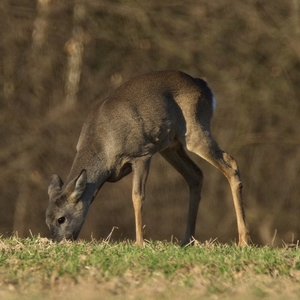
[46,70,250,246]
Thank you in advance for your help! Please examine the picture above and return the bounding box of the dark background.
[1,0,300,246]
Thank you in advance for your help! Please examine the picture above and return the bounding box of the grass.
[0,236,300,299]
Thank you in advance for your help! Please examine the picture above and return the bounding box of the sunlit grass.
[0,236,300,299]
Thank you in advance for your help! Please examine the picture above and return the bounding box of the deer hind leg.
[160,142,203,246]
[131,156,152,247]
[186,132,250,247]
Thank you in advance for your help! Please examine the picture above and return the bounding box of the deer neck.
[65,148,110,205]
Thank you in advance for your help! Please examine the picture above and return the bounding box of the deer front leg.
[131,157,151,247]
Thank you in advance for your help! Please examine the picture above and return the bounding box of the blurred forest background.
[1,0,300,246]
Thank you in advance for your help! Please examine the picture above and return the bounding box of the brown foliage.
[1,0,300,246]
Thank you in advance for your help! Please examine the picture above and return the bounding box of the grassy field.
[0,236,299,300]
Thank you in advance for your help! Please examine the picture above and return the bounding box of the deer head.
[46,169,88,242]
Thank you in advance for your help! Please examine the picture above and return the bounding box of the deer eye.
[57,217,66,225]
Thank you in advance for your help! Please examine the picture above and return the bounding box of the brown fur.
[46,70,250,246]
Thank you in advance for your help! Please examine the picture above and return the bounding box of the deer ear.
[48,174,63,200]
[69,169,87,202]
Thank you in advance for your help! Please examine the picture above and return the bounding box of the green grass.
[0,236,300,299]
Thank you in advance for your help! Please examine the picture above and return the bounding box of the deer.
[46,70,250,247]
